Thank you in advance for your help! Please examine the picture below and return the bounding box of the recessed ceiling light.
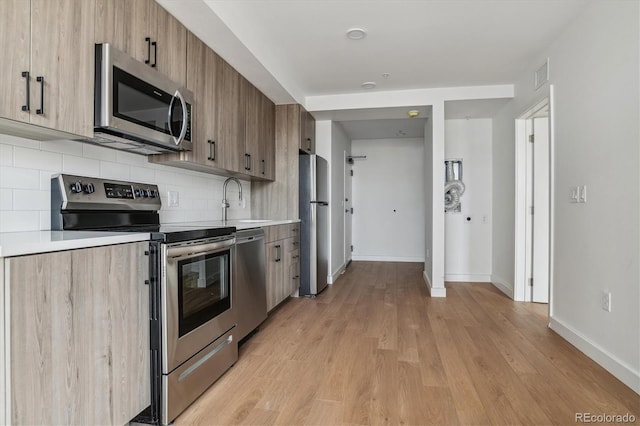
[361,81,376,90]
[382,73,390,79]
[346,28,367,40]
[407,110,420,118]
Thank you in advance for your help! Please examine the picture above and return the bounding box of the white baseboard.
[549,317,640,394]
[490,274,514,299]
[445,274,492,282]
[423,270,446,298]
[352,255,423,262]
[328,264,346,284]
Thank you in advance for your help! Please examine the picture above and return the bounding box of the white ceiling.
[157,0,589,131]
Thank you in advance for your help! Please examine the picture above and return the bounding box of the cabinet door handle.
[208,140,216,161]
[261,159,265,175]
[152,41,157,68]
[275,244,281,262]
[36,76,44,115]
[21,71,30,112]
[145,37,151,64]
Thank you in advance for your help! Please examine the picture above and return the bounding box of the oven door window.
[177,249,231,337]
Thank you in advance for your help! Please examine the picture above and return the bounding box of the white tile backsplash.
[0,189,12,210]
[14,146,63,171]
[0,211,40,232]
[0,167,40,189]
[62,154,101,177]
[0,144,13,166]
[0,135,251,231]
[13,189,50,210]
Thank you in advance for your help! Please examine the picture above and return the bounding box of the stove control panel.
[52,174,162,211]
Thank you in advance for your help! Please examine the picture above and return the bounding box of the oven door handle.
[166,238,235,260]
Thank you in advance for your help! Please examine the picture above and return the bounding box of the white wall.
[424,118,434,282]
[0,135,251,231]
[445,119,492,282]
[492,0,639,392]
[351,138,424,262]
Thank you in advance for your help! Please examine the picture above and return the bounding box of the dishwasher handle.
[236,233,265,245]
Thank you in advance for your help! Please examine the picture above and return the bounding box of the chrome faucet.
[222,177,243,222]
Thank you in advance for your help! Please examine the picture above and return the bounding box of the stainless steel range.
[51,174,238,425]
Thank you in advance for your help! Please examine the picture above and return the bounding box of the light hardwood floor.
[175,262,640,425]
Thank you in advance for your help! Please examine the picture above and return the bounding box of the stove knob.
[83,183,95,194]
[134,188,141,198]
[148,189,158,198]
[69,182,83,193]
[145,189,153,198]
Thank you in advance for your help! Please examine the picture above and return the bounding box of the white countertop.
[0,219,300,257]
[168,219,300,230]
[0,230,152,257]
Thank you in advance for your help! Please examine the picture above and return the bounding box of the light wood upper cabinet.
[7,242,150,425]
[0,0,30,124]
[216,60,246,173]
[95,0,186,86]
[243,80,263,178]
[243,80,276,179]
[260,93,276,180]
[0,0,95,138]
[152,1,187,86]
[299,108,316,154]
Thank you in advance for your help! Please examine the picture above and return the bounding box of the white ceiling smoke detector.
[361,81,377,89]
[346,28,367,40]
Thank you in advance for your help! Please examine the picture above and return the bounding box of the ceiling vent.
[534,59,549,90]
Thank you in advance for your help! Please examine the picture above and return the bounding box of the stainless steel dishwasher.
[235,228,267,341]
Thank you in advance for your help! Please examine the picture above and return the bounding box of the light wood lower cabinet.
[265,223,300,311]
[6,242,150,425]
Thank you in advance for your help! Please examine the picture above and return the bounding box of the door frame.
[514,87,555,309]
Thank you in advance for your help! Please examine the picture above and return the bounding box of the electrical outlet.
[167,190,179,207]
[601,291,611,312]
[579,185,587,203]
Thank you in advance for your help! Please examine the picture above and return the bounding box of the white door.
[344,151,353,264]
[532,116,550,303]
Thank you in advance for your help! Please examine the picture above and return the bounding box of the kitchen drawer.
[263,224,287,243]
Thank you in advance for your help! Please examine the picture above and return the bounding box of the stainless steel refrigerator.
[299,154,329,296]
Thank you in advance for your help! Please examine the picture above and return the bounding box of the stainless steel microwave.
[93,43,193,155]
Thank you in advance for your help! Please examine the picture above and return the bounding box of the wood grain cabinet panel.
[7,242,150,425]
[0,0,95,138]
[95,0,186,85]
[0,0,30,124]
[260,93,276,180]
[265,224,300,312]
[216,60,246,173]
[242,79,261,177]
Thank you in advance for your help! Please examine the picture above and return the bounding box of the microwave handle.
[168,90,188,146]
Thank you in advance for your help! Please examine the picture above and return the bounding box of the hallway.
[176,262,640,425]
